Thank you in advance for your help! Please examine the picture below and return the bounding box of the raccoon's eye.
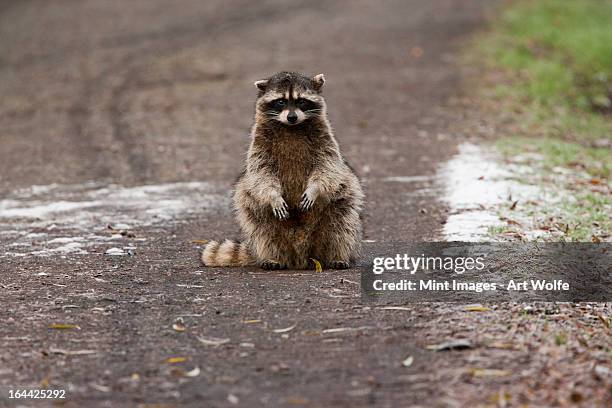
[273,99,286,109]
[296,98,316,111]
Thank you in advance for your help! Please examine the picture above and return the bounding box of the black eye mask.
[265,97,319,114]
[268,99,287,112]
[295,98,318,112]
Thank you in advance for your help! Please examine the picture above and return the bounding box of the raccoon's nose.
[287,111,298,123]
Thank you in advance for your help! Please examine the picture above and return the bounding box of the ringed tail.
[201,239,255,267]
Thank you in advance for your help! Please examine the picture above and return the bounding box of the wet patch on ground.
[384,141,609,242]
[439,143,539,241]
[384,143,542,241]
[0,182,229,258]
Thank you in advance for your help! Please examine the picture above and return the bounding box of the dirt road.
[3,1,608,407]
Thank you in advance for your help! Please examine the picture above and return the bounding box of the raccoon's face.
[254,72,326,126]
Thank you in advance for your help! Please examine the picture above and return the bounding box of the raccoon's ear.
[254,79,268,92]
[312,74,325,91]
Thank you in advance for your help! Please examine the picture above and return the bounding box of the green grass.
[489,185,611,241]
[481,0,612,115]
[475,0,612,144]
[496,136,610,178]
[495,136,611,241]
[488,225,514,236]
[555,193,612,241]
[472,0,612,242]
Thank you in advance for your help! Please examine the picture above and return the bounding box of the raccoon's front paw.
[271,197,289,220]
[299,190,316,212]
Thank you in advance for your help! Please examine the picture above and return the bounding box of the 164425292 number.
[8,389,66,399]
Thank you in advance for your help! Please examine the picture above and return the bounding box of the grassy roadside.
[467,0,611,241]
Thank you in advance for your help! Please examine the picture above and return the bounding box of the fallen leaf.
[589,178,603,185]
[464,305,490,312]
[273,324,297,333]
[165,356,187,364]
[49,324,80,330]
[228,394,239,405]
[488,342,515,350]
[285,396,310,405]
[40,378,50,388]
[243,319,262,324]
[402,356,414,367]
[49,347,97,356]
[90,383,111,393]
[577,335,589,348]
[594,365,610,380]
[410,46,423,58]
[378,306,412,311]
[592,235,602,243]
[555,333,567,346]
[426,339,472,351]
[172,318,186,332]
[570,392,583,403]
[471,368,510,378]
[184,367,201,377]
[322,326,373,334]
[310,258,323,273]
[270,362,290,373]
[191,239,209,244]
[490,391,512,404]
[172,366,201,377]
[598,315,610,329]
[197,336,230,346]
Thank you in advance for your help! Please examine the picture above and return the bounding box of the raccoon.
[202,71,364,270]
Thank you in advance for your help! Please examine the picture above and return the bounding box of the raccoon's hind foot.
[328,261,351,270]
[260,259,286,270]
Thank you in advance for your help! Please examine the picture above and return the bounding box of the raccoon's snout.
[287,111,298,124]
[278,109,304,125]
